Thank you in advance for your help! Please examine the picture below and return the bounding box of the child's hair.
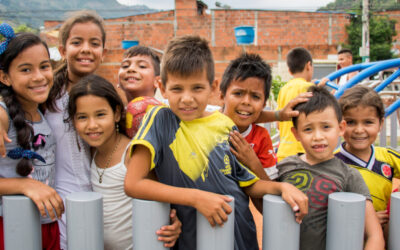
[292,86,342,128]
[161,35,214,86]
[338,48,353,56]
[123,45,161,76]
[219,53,272,101]
[0,32,50,176]
[67,74,126,134]
[339,85,385,120]
[286,47,313,74]
[46,10,106,112]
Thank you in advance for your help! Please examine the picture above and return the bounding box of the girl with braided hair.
[0,23,63,250]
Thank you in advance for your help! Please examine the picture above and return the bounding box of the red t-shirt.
[242,124,278,179]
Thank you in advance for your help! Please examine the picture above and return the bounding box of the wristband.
[274,110,281,121]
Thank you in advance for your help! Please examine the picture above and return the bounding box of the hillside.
[318,0,400,11]
[0,0,157,28]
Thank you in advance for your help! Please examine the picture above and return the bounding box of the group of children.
[0,8,397,250]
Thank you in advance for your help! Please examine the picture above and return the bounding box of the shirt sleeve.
[387,147,400,179]
[345,166,372,200]
[231,154,259,188]
[254,126,278,179]
[130,106,171,170]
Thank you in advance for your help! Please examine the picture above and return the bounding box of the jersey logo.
[286,170,313,192]
[220,155,232,175]
[381,164,392,179]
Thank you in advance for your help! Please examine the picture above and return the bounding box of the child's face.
[1,44,53,109]
[118,54,158,99]
[160,70,214,121]
[59,22,105,83]
[291,107,345,165]
[73,94,120,149]
[343,105,383,156]
[222,77,266,133]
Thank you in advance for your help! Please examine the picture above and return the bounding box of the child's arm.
[243,180,308,223]
[364,200,385,250]
[256,92,312,123]
[156,208,182,248]
[229,131,270,181]
[124,145,233,227]
[0,177,64,220]
[0,107,11,157]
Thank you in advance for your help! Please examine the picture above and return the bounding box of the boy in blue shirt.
[124,35,308,250]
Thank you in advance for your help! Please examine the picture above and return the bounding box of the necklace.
[96,134,121,184]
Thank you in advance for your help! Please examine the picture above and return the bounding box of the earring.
[116,123,119,133]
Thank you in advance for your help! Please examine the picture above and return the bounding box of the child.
[335,85,400,226]
[44,10,107,249]
[278,86,384,250]
[0,26,64,249]
[124,35,308,250]
[67,74,181,250]
[118,45,161,103]
[220,53,277,181]
[276,47,314,162]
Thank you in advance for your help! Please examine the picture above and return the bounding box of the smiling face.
[118,54,158,100]
[59,22,105,83]
[343,105,383,159]
[222,77,266,132]
[1,44,53,110]
[160,70,214,121]
[291,107,345,165]
[338,53,352,69]
[73,95,120,149]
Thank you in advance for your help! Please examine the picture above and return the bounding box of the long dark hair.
[67,74,125,134]
[46,10,106,112]
[0,33,50,176]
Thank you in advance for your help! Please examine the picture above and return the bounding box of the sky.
[117,0,334,12]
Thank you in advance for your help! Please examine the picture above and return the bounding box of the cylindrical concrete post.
[3,195,42,250]
[388,192,400,250]
[326,192,365,250]
[197,196,235,250]
[262,194,300,250]
[132,199,170,250]
[66,192,103,250]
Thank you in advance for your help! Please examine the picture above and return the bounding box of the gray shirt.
[0,102,56,224]
[277,155,371,250]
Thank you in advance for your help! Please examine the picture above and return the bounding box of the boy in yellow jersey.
[277,47,314,162]
[124,35,308,250]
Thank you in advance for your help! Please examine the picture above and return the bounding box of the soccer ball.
[125,96,162,138]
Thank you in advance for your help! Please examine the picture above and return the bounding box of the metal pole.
[380,118,387,147]
[66,192,103,250]
[326,192,365,250]
[132,199,170,250]
[361,0,370,63]
[197,196,235,250]
[3,195,41,250]
[389,192,400,250]
[262,194,300,250]
[390,112,398,148]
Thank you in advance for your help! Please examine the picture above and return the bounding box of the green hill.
[319,0,400,11]
[0,0,157,28]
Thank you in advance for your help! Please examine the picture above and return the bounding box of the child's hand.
[22,178,64,221]
[279,92,312,121]
[280,183,308,223]
[156,209,182,247]
[193,190,233,227]
[376,210,389,225]
[229,131,259,168]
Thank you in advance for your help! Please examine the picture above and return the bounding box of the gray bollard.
[326,192,365,250]
[388,192,400,250]
[132,199,170,250]
[66,192,103,250]
[3,195,42,250]
[262,194,300,250]
[197,196,235,250]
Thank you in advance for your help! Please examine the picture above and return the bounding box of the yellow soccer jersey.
[335,144,400,211]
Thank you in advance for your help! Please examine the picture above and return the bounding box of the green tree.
[14,24,36,33]
[346,13,397,63]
